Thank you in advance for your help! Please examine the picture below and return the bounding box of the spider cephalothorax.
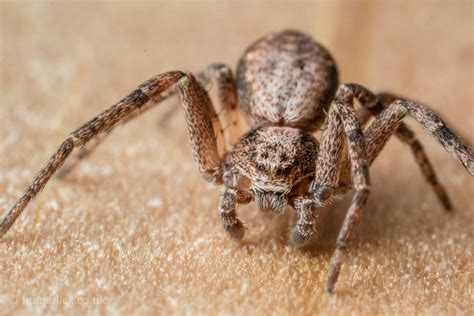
[1,30,473,293]
[228,125,319,214]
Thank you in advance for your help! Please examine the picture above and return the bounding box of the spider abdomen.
[236,30,338,132]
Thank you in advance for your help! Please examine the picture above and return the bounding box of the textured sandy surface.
[0,1,473,315]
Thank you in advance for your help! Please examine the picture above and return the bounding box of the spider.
[1,30,473,293]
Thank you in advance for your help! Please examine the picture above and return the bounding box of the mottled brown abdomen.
[236,30,338,131]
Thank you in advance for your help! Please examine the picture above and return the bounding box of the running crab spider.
[1,30,473,292]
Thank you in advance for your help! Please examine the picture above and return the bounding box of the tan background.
[0,1,473,315]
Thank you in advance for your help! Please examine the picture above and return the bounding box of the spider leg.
[1,71,224,238]
[362,98,474,173]
[56,132,108,178]
[323,99,371,293]
[58,63,240,178]
[321,87,473,292]
[337,84,473,210]
[289,99,347,247]
[290,88,353,247]
[309,86,371,292]
[56,83,178,179]
[311,99,346,205]
[362,100,455,209]
[199,64,240,150]
[288,196,318,247]
[219,188,252,240]
[363,103,411,164]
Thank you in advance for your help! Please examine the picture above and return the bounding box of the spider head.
[230,126,318,213]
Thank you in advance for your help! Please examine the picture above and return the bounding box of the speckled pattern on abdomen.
[236,30,338,131]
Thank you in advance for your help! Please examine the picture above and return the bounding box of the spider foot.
[221,213,246,241]
[289,223,317,247]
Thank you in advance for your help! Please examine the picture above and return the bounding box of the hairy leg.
[336,84,465,210]
[311,100,346,204]
[58,63,240,177]
[363,99,474,175]
[289,99,346,247]
[322,87,473,292]
[57,82,178,178]
[219,188,252,240]
[289,196,318,246]
[303,83,371,292]
[289,99,348,248]
[1,71,224,238]
[324,98,371,293]
[56,132,108,178]
[199,63,240,150]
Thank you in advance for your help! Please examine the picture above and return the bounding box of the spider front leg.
[310,93,371,293]
[327,102,371,293]
[57,84,178,178]
[0,71,225,238]
[57,63,240,178]
[311,99,346,205]
[289,104,347,247]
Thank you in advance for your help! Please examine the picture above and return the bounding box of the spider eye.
[275,165,292,176]
[256,164,267,172]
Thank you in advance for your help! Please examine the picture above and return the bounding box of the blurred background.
[0,1,472,315]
